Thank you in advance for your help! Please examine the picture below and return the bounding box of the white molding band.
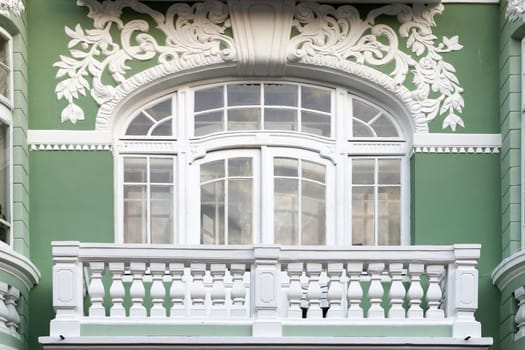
[28,130,501,154]
[413,133,501,154]
[492,249,525,290]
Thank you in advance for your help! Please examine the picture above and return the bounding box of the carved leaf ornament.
[54,0,464,132]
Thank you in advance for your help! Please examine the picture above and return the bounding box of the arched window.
[116,81,409,246]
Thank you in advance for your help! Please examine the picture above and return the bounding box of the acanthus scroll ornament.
[288,3,464,131]
[507,0,525,22]
[54,0,235,124]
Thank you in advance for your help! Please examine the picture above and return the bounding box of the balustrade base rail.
[50,242,484,340]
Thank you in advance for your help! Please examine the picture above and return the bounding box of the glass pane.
[0,64,7,98]
[124,157,147,183]
[301,86,331,112]
[201,160,225,183]
[264,109,297,131]
[264,84,298,106]
[124,185,147,243]
[146,99,172,121]
[274,178,298,245]
[301,111,330,137]
[352,159,375,185]
[378,159,400,184]
[370,115,399,137]
[378,187,400,245]
[227,108,260,131]
[151,185,173,244]
[126,113,154,136]
[352,186,375,245]
[201,181,225,244]
[150,119,172,136]
[194,111,223,136]
[0,38,7,66]
[0,124,7,220]
[228,158,252,177]
[274,158,298,177]
[227,84,260,106]
[352,119,375,137]
[228,179,252,244]
[150,158,173,183]
[195,86,223,112]
[301,181,325,245]
[353,99,380,123]
[302,160,325,183]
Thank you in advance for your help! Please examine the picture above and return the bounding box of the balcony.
[40,242,492,350]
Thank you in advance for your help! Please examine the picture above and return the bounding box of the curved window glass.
[116,81,408,246]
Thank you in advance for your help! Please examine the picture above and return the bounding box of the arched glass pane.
[126,113,154,136]
[150,118,172,136]
[353,99,380,123]
[146,99,172,121]
[370,115,399,137]
[352,119,375,137]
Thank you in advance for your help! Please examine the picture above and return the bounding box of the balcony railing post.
[448,244,481,338]
[50,241,82,337]
[252,246,281,337]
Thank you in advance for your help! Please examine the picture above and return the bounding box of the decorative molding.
[54,0,235,125]
[0,0,25,17]
[288,3,464,133]
[54,1,465,134]
[507,0,525,22]
[492,249,525,290]
[0,242,40,292]
[413,133,501,154]
[28,130,112,151]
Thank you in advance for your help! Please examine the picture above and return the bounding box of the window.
[116,81,409,246]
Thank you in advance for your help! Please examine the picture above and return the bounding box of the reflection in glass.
[301,86,331,112]
[201,160,225,183]
[274,158,298,177]
[124,185,147,243]
[228,84,260,106]
[302,111,330,137]
[352,159,374,184]
[302,181,325,245]
[228,179,252,244]
[274,178,298,245]
[195,86,223,112]
[302,160,325,183]
[352,186,374,245]
[126,113,154,135]
[146,99,172,120]
[201,181,225,244]
[264,109,297,131]
[150,158,173,183]
[194,111,223,136]
[228,108,260,131]
[370,115,399,137]
[353,119,375,137]
[151,185,173,243]
[0,38,8,98]
[378,159,400,184]
[124,157,147,183]
[353,99,380,123]
[265,84,297,106]
[378,187,400,245]
[229,158,252,177]
[150,119,172,136]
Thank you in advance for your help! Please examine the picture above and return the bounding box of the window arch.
[116,80,409,246]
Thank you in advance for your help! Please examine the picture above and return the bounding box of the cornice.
[0,243,40,291]
[492,249,525,290]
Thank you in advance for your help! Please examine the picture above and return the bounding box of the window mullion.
[298,159,302,245]
[224,160,229,245]
[374,158,379,246]
[146,157,152,244]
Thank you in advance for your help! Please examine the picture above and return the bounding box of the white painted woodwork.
[49,242,484,339]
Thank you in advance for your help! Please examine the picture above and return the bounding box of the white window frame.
[114,79,410,246]
[0,27,13,107]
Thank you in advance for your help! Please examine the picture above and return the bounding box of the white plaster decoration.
[514,286,525,340]
[507,0,525,22]
[0,0,24,17]
[493,249,525,290]
[54,0,235,125]
[288,3,464,132]
[413,133,501,153]
[53,1,466,134]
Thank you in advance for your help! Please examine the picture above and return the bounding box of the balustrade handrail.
[49,241,482,340]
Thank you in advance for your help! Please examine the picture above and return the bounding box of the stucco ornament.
[289,3,464,131]
[0,0,25,16]
[507,0,525,22]
[54,0,235,123]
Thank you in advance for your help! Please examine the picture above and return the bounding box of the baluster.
[109,262,126,317]
[367,263,385,318]
[5,287,20,335]
[169,263,186,318]
[150,263,167,318]
[88,262,106,317]
[306,263,323,319]
[347,263,363,318]
[326,263,344,318]
[230,264,247,318]
[286,263,304,319]
[515,287,525,339]
[407,263,424,319]
[0,283,8,330]
[190,263,207,317]
[210,263,226,318]
[129,262,146,317]
[425,265,445,319]
[388,263,406,319]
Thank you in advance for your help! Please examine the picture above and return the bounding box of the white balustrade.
[514,286,525,340]
[49,242,483,339]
